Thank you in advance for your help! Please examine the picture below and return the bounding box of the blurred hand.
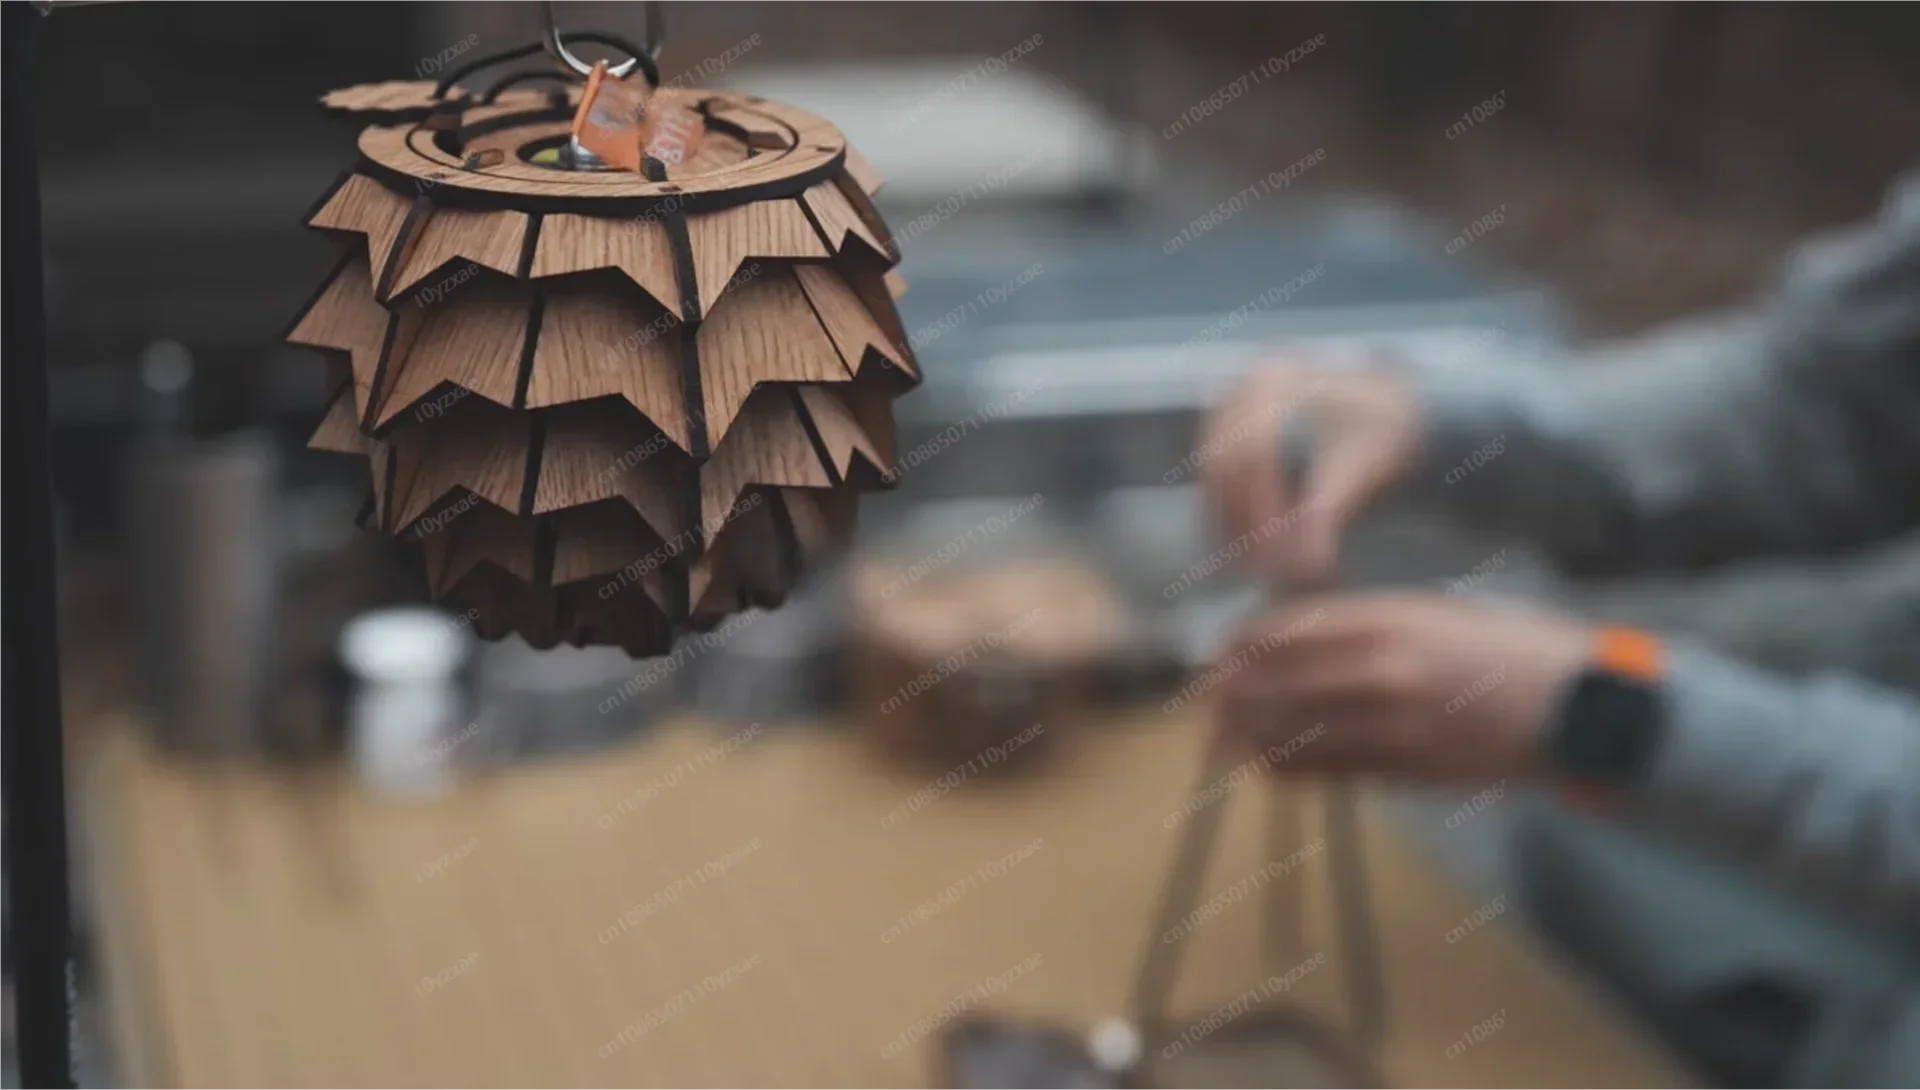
[1198,363,1423,588]
[1209,593,1593,783]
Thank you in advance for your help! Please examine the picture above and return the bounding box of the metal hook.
[537,0,664,78]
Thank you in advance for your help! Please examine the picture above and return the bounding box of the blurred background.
[8,2,1919,1086]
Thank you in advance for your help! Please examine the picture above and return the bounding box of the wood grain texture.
[830,173,899,263]
[531,401,686,547]
[309,386,393,518]
[688,492,790,617]
[374,275,534,429]
[695,268,851,449]
[385,206,530,303]
[833,363,900,471]
[528,275,691,451]
[698,387,831,538]
[359,92,842,203]
[669,131,753,179]
[286,255,392,421]
[550,502,675,618]
[307,385,377,458]
[800,181,890,262]
[309,175,414,289]
[423,502,538,592]
[793,263,905,373]
[796,385,882,479]
[531,213,682,315]
[842,145,885,196]
[845,269,919,382]
[685,199,830,315]
[322,80,466,118]
[387,404,529,531]
[88,711,1691,1090]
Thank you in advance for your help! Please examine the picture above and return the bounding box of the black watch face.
[1552,672,1664,786]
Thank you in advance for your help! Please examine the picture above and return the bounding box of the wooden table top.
[82,711,1688,1088]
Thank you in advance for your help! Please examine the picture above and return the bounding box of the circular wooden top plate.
[356,88,847,210]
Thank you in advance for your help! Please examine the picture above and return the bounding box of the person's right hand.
[1198,362,1425,589]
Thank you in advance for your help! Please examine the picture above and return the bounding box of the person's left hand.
[1206,592,1595,783]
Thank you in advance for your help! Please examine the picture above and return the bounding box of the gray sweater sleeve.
[1405,173,1920,576]
[1648,643,1920,939]
[1389,173,1920,938]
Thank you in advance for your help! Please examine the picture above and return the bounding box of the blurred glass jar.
[338,608,474,796]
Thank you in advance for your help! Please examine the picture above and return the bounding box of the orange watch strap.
[1593,625,1667,684]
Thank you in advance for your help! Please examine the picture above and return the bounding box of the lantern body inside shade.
[291,82,914,658]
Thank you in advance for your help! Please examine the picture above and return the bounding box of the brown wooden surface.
[793,263,903,375]
[356,92,844,203]
[384,206,531,303]
[423,503,538,592]
[310,175,415,291]
[375,276,534,428]
[685,199,832,315]
[287,256,391,422]
[697,388,834,536]
[321,80,467,117]
[387,405,529,530]
[531,401,674,523]
[308,384,380,459]
[529,276,691,449]
[801,180,890,262]
[549,502,668,606]
[797,385,883,479]
[84,711,1690,1089]
[532,214,684,316]
[695,270,853,450]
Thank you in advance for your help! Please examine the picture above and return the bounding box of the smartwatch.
[1541,627,1670,809]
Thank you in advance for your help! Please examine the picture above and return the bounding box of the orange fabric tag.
[570,63,705,174]
[644,100,706,169]
[572,61,648,172]
[571,61,610,142]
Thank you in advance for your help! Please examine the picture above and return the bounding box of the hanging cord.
[478,70,571,105]
[434,30,661,99]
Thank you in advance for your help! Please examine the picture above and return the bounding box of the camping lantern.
[289,18,914,658]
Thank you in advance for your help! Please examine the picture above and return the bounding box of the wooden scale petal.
[685,198,830,316]
[322,80,470,120]
[382,206,530,303]
[696,266,853,450]
[528,273,692,449]
[531,213,682,314]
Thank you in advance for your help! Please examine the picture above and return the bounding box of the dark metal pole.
[3,2,80,1086]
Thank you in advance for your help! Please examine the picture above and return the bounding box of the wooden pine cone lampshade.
[290,75,915,658]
